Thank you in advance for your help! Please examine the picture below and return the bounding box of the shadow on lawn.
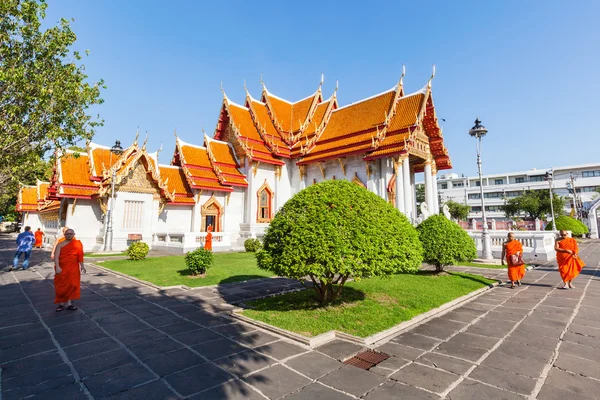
[241,285,366,312]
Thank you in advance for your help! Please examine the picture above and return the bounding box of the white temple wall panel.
[65,199,104,251]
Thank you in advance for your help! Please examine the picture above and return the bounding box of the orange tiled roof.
[291,98,335,158]
[17,186,38,212]
[227,101,284,163]
[37,181,49,203]
[206,136,248,187]
[365,92,425,159]
[158,165,195,203]
[175,139,233,192]
[247,98,290,158]
[263,88,319,134]
[58,152,99,198]
[89,145,119,179]
[299,90,396,163]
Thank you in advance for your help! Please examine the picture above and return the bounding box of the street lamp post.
[469,118,493,260]
[545,170,557,231]
[567,172,578,220]
[103,140,124,251]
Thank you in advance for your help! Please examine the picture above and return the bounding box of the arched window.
[256,181,273,223]
[201,195,223,232]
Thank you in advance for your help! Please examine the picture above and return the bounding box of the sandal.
[66,304,78,311]
[56,305,65,312]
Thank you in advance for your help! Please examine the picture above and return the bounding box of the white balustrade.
[467,230,559,263]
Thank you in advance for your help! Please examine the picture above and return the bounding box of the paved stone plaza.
[1,236,599,399]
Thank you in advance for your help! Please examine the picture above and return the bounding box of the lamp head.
[468,118,488,139]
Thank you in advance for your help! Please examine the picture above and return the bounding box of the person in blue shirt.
[10,226,35,271]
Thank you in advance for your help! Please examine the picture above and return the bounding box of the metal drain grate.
[343,350,389,370]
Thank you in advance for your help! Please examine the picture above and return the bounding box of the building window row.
[582,170,600,178]
[470,205,503,213]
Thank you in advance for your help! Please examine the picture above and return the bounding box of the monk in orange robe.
[34,228,44,248]
[204,225,213,251]
[555,230,585,289]
[501,232,526,289]
[50,226,69,259]
[54,229,86,311]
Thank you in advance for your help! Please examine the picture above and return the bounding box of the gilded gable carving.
[117,162,160,194]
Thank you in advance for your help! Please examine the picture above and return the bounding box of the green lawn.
[85,252,127,258]
[241,272,496,338]
[99,252,273,287]
[453,261,507,269]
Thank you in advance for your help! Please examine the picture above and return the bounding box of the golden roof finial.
[320,73,324,87]
[142,132,148,151]
[428,64,436,89]
[133,128,140,146]
[399,64,406,88]
[157,141,163,157]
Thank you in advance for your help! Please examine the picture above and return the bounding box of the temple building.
[17,72,451,252]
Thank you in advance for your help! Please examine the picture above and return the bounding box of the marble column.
[191,196,201,231]
[395,161,405,213]
[244,158,254,224]
[402,157,413,220]
[424,161,435,216]
[432,174,440,215]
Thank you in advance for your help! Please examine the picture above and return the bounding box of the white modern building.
[437,163,600,227]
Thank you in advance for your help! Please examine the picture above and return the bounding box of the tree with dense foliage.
[417,214,477,272]
[444,200,471,221]
[502,190,565,220]
[416,184,425,205]
[0,0,104,198]
[256,180,423,303]
[545,215,589,237]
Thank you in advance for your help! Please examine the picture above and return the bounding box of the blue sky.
[45,0,600,177]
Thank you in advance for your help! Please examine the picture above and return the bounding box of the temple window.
[123,200,144,229]
[256,181,273,223]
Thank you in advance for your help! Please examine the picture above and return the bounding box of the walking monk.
[555,230,585,289]
[501,232,525,289]
[54,229,86,311]
[34,228,44,248]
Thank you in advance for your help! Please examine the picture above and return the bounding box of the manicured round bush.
[417,214,477,272]
[546,215,589,237]
[185,248,214,276]
[126,241,149,260]
[256,180,423,303]
[244,238,262,252]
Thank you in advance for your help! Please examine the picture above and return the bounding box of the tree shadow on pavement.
[0,242,297,400]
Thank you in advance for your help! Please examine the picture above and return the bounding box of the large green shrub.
[126,241,149,260]
[546,215,589,237]
[417,215,477,272]
[185,248,214,276]
[256,180,423,303]
[244,238,262,252]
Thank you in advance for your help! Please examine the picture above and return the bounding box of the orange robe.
[204,227,213,251]
[54,239,84,303]
[505,240,525,282]
[556,237,585,282]
[34,231,44,248]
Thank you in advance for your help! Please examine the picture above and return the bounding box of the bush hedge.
[417,214,477,272]
[244,238,262,252]
[546,215,589,237]
[185,248,214,276]
[126,241,149,260]
[256,180,423,303]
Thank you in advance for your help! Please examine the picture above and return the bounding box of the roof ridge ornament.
[142,132,148,151]
[133,128,140,146]
[320,73,324,87]
[398,64,406,91]
[427,64,436,89]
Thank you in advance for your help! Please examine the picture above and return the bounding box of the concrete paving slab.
[390,362,458,394]
[244,364,312,399]
[319,365,387,398]
[284,351,342,379]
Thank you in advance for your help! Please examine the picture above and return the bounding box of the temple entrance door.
[205,215,216,232]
